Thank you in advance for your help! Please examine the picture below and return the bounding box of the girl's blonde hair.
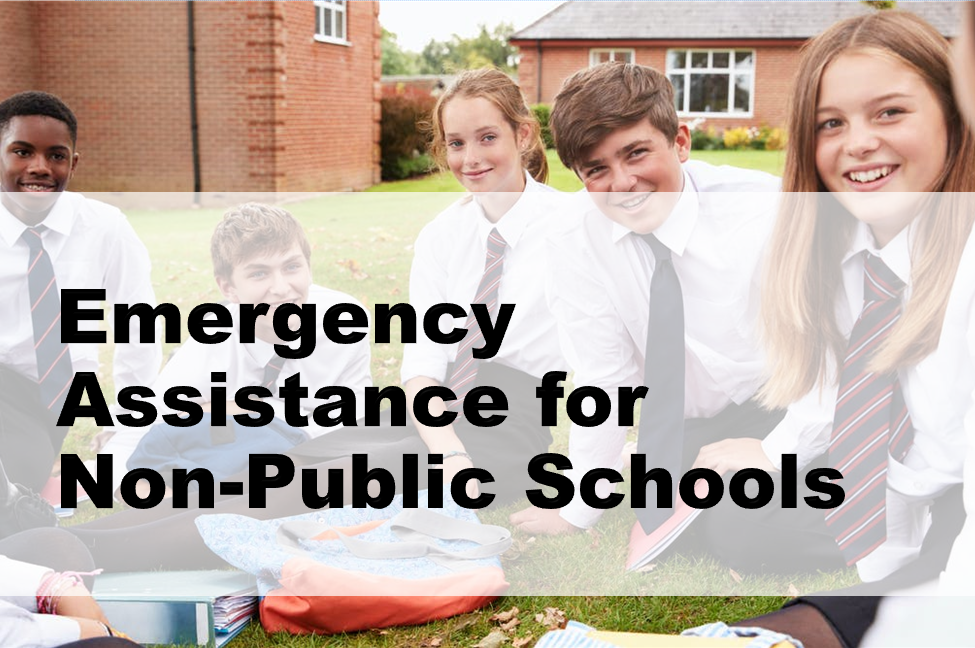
[761,11,975,407]
[428,68,548,184]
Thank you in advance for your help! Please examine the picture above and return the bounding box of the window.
[314,0,348,45]
[666,49,755,116]
[590,49,634,66]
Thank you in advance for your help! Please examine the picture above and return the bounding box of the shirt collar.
[0,192,75,248]
[843,218,914,286]
[609,166,699,255]
[472,170,540,249]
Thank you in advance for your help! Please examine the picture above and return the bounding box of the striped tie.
[825,252,914,565]
[22,226,74,416]
[445,228,507,410]
[262,354,285,392]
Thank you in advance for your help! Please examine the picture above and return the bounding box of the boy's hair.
[0,91,78,145]
[428,67,549,184]
[211,203,312,280]
[760,11,975,408]
[551,63,679,172]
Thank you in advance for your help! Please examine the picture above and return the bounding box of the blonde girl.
[694,10,975,591]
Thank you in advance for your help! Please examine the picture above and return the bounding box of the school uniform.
[546,159,781,529]
[126,285,372,484]
[293,172,568,504]
[754,219,973,583]
[0,192,161,490]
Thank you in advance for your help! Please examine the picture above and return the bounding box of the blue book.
[92,570,258,647]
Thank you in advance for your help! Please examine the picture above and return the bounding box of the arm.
[401,221,478,494]
[0,556,112,648]
[513,230,639,533]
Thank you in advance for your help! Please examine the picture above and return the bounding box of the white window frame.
[314,0,350,46]
[589,48,635,66]
[666,49,755,117]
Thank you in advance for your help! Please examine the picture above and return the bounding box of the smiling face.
[576,119,689,234]
[217,244,312,342]
[0,115,79,224]
[442,95,529,195]
[815,50,949,245]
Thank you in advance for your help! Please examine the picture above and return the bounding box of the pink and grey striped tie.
[261,354,285,392]
[445,227,507,410]
[23,226,74,416]
[825,252,914,565]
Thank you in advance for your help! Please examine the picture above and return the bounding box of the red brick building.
[511,1,961,132]
[0,1,381,192]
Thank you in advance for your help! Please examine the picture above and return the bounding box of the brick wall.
[278,0,381,191]
[0,1,380,192]
[0,3,36,91]
[516,41,800,131]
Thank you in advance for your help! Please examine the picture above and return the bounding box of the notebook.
[92,570,258,647]
[626,481,708,571]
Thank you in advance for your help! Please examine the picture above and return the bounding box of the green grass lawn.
[63,149,847,647]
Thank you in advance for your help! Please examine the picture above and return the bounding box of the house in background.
[0,0,380,192]
[511,1,961,131]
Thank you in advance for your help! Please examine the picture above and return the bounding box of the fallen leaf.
[729,569,743,584]
[430,639,442,647]
[534,607,567,630]
[512,637,533,648]
[500,618,520,632]
[490,607,519,623]
[636,562,658,573]
[587,527,601,549]
[472,630,510,648]
[787,583,799,597]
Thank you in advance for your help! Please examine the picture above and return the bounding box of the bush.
[380,94,438,180]
[722,126,754,150]
[762,126,787,151]
[531,104,554,149]
[690,124,724,151]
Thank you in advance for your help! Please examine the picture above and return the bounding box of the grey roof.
[511,1,962,41]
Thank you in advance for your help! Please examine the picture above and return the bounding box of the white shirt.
[0,191,161,404]
[548,160,780,528]
[762,220,974,582]
[400,173,567,384]
[0,556,80,648]
[148,284,372,438]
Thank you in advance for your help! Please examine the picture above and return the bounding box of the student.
[0,91,160,494]
[690,10,975,590]
[0,528,137,647]
[123,202,372,485]
[69,70,564,572]
[510,62,781,535]
[292,67,566,504]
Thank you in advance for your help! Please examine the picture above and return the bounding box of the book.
[588,630,793,647]
[626,481,707,571]
[92,570,258,647]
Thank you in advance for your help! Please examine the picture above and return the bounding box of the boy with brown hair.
[510,63,785,542]
[125,202,372,484]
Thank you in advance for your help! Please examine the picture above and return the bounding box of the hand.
[691,438,777,477]
[89,430,115,453]
[509,506,582,536]
[443,454,479,500]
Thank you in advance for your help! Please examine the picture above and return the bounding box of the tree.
[381,28,420,76]
[417,22,519,75]
[861,1,896,9]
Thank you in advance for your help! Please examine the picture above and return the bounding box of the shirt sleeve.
[0,557,81,648]
[546,233,642,529]
[401,221,454,384]
[761,382,836,471]
[103,211,163,413]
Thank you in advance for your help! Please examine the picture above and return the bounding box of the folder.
[92,570,258,647]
